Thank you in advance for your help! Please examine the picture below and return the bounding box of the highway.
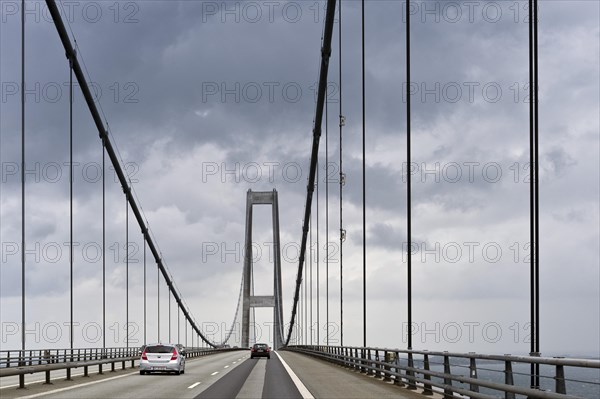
[1,350,428,399]
[0,350,308,399]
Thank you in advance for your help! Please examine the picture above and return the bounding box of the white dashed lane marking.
[211,371,219,376]
[188,382,202,389]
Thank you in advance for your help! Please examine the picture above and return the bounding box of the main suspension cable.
[283,0,337,346]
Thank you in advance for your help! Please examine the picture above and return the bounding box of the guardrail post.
[443,353,453,398]
[45,370,51,384]
[407,352,417,390]
[111,361,115,372]
[469,355,479,393]
[84,365,89,377]
[422,353,433,395]
[18,350,25,389]
[555,363,566,394]
[66,348,72,381]
[377,351,384,378]
[99,363,103,374]
[344,347,349,368]
[383,351,392,382]
[393,351,404,386]
[504,359,515,399]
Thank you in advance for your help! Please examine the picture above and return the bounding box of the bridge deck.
[278,350,438,399]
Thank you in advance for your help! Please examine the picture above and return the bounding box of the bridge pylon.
[241,189,284,350]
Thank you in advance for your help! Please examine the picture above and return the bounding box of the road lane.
[1,351,249,399]
[194,358,256,399]
[277,350,428,399]
[262,352,304,399]
[196,352,303,399]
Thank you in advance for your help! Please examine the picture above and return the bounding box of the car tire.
[140,371,145,375]
[267,356,270,359]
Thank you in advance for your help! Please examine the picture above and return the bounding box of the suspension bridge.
[1,0,599,398]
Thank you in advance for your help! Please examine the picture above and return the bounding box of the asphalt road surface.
[1,350,307,399]
[2,350,428,399]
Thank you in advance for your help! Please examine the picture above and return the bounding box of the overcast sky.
[1,1,598,357]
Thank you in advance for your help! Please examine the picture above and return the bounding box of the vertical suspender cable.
[102,138,106,352]
[299,267,302,344]
[338,0,344,348]
[305,247,308,343]
[125,193,129,348]
[325,86,329,347]
[528,0,534,387]
[528,0,541,389]
[169,290,171,343]
[178,306,180,344]
[69,52,74,352]
[316,158,320,346]
[157,262,160,341]
[143,235,146,345]
[406,0,413,350]
[299,263,302,344]
[310,215,313,345]
[20,1,26,387]
[534,0,540,388]
[361,0,367,348]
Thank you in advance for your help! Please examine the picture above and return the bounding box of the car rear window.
[255,344,268,349]
[146,345,174,353]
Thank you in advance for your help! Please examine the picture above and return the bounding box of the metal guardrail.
[1,347,246,388]
[1,347,137,369]
[286,345,600,399]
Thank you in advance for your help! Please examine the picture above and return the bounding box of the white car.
[139,343,185,375]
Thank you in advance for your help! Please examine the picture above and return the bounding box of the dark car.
[250,343,270,359]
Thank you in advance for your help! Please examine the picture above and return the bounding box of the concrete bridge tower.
[241,190,284,350]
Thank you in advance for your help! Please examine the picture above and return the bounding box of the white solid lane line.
[0,372,86,390]
[188,382,202,389]
[16,371,139,399]
[211,371,219,376]
[274,351,314,399]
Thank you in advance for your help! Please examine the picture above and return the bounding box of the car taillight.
[141,350,148,360]
[170,349,178,361]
